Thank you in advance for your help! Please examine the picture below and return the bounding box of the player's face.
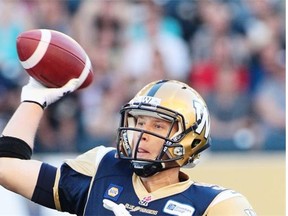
[132,115,178,160]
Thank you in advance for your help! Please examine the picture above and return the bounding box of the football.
[16,29,94,89]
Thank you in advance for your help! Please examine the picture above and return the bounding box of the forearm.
[0,102,51,200]
[0,76,80,203]
[2,102,43,149]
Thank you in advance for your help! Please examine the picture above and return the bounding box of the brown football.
[16,29,94,89]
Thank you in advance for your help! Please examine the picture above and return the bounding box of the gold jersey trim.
[132,171,193,201]
[53,168,62,211]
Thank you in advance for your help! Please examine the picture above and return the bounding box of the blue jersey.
[84,150,225,215]
[57,148,227,216]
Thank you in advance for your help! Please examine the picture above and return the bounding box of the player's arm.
[0,102,43,199]
[0,78,80,200]
[204,190,257,216]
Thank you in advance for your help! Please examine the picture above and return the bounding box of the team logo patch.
[104,184,123,201]
[163,200,195,216]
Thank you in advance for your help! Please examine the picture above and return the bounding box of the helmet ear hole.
[191,139,201,148]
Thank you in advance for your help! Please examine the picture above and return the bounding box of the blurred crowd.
[0,0,285,153]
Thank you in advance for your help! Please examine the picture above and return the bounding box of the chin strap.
[131,160,180,177]
[131,161,163,177]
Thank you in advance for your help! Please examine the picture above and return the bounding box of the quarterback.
[0,78,256,215]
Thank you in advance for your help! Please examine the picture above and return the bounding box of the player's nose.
[137,131,148,142]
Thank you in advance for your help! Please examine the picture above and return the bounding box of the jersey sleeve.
[204,190,257,216]
[53,146,115,215]
[31,163,57,209]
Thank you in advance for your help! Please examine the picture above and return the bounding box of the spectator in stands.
[252,40,285,150]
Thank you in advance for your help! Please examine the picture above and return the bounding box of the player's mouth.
[136,148,150,158]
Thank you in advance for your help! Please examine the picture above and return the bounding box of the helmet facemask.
[117,103,191,177]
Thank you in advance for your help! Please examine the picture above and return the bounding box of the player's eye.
[154,123,163,129]
[136,121,145,128]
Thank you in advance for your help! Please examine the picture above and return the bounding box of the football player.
[0,78,256,215]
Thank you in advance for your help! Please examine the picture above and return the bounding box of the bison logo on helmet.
[193,100,210,139]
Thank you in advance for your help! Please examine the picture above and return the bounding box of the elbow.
[0,158,6,186]
[0,157,17,190]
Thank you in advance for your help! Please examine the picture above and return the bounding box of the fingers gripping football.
[21,77,80,109]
